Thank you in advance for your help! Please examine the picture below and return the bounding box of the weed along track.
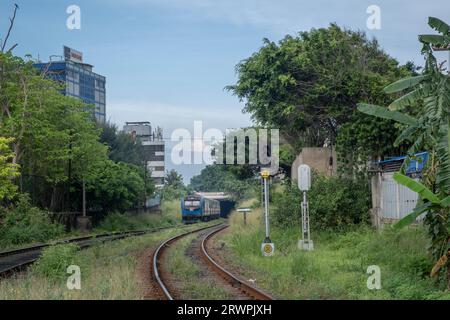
[0,226,181,278]
[152,223,275,300]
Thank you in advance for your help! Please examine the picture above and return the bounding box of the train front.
[181,195,203,223]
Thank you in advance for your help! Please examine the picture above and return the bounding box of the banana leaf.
[419,34,450,46]
[441,196,450,207]
[436,124,450,191]
[357,103,418,126]
[428,17,450,35]
[393,172,440,204]
[384,75,428,94]
[394,202,432,230]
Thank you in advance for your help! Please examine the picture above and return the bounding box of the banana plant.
[357,17,450,283]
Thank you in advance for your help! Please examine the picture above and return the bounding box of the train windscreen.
[184,199,200,209]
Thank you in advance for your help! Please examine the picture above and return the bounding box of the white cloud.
[113,0,341,34]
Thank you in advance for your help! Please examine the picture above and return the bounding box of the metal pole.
[305,192,310,243]
[302,191,306,242]
[264,177,270,241]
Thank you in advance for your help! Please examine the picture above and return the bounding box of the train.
[181,193,234,224]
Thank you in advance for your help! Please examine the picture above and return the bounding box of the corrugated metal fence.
[371,172,422,227]
[380,173,419,220]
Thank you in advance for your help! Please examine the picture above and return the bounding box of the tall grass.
[0,222,215,300]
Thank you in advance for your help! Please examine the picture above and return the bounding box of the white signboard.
[298,165,311,191]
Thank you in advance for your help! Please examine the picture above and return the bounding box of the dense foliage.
[228,24,413,174]
[358,17,450,285]
[32,243,81,280]
[190,164,257,200]
[0,195,64,248]
[273,175,370,231]
[99,122,145,166]
[0,137,19,201]
[163,169,184,189]
[0,50,154,215]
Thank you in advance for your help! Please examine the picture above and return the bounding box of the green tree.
[99,122,145,166]
[164,169,184,189]
[227,24,413,173]
[190,164,255,200]
[85,159,149,213]
[0,52,109,211]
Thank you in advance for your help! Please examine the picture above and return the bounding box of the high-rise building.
[123,122,166,187]
[33,46,106,123]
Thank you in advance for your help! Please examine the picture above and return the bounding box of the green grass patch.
[0,222,218,300]
[32,243,82,281]
[222,209,449,300]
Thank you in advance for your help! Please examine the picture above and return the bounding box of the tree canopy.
[0,52,153,213]
[228,24,414,172]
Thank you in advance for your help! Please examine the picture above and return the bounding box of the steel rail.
[0,225,186,277]
[153,223,224,300]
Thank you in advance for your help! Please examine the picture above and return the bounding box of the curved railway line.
[153,223,275,300]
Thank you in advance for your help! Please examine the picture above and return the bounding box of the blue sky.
[1,0,450,182]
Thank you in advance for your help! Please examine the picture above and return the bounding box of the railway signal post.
[298,165,314,251]
[261,169,274,256]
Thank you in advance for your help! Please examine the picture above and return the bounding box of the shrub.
[98,210,178,232]
[0,194,64,248]
[32,243,81,280]
[273,174,371,231]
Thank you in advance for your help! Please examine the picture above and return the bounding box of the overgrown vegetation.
[0,222,218,300]
[190,164,258,201]
[273,175,370,231]
[223,197,449,300]
[0,195,64,248]
[358,17,450,285]
[227,24,414,175]
[0,5,157,248]
[0,137,19,201]
[32,244,81,280]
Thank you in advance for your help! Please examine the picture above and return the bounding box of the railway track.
[0,225,180,278]
[153,223,274,300]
